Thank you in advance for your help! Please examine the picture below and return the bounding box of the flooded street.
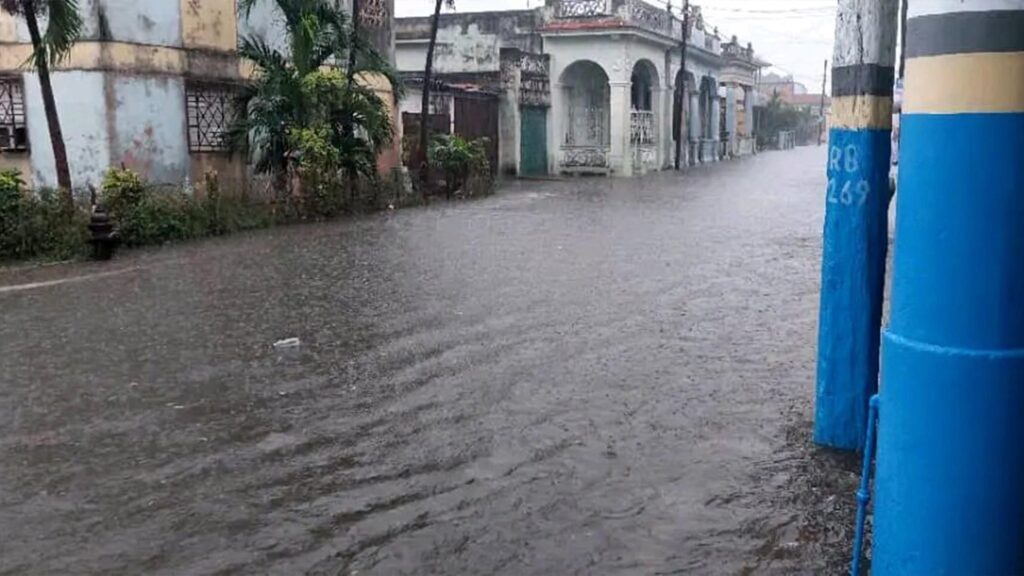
[1,147,861,575]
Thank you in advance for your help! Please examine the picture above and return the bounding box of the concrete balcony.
[546,0,720,54]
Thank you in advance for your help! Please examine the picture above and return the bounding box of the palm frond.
[41,0,82,65]
[237,0,398,181]
[238,33,289,73]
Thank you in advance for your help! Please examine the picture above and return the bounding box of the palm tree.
[0,0,82,208]
[234,0,399,191]
[418,0,454,192]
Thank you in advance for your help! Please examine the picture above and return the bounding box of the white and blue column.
[814,0,898,450]
[872,1,1024,572]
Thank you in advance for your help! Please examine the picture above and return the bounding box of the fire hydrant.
[88,204,119,260]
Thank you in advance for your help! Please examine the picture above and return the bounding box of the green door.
[520,106,548,176]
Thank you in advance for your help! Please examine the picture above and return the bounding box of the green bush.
[117,192,207,246]
[100,167,277,248]
[0,169,28,258]
[101,167,203,246]
[0,170,89,262]
[101,167,147,216]
[428,135,492,197]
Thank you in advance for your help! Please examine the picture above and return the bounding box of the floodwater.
[0,147,863,575]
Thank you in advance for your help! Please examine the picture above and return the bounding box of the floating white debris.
[273,337,301,349]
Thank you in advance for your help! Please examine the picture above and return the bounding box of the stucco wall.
[2,0,402,191]
[0,8,19,43]
[111,76,189,185]
[395,41,428,73]
[97,0,183,46]
[9,71,191,190]
[395,10,542,74]
[181,0,238,51]
[6,0,183,45]
[23,71,111,189]
[396,23,503,75]
[237,1,289,55]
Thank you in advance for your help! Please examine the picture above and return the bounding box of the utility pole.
[898,0,908,81]
[813,0,897,451]
[673,0,689,170]
[817,59,827,146]
[871,0,1024,573]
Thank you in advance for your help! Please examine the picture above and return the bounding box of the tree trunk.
[346,0,360,87]
[419,0,444,194]
[21,0,73,209]
[343,0,361,203]
[898,0,909,81]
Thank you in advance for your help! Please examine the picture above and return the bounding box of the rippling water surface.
[1,147,862,575]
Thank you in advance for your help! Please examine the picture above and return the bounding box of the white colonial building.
[395,0,768,178]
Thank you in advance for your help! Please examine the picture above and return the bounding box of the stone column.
[499,66,521,175]
[745,85,755,138]
[549,81,565,174]
[726,83,737,157]
[659,85,675,168]
[609,80,632,176]
[710,88,721,161]
[656,86,671,169]
[689,91,701,164]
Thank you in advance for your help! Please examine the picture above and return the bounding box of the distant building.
[757,72,807,101]
[721,36,770,157]
[395,0,767,178]
[787,94,831,115]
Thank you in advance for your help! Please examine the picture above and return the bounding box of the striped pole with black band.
[814,0,898,451]
[873,1,1024,572]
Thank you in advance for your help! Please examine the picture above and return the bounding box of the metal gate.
[402,112,450,169]
[454,93,499,175]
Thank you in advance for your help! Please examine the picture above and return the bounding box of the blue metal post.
[815,0,898,450]
[873,1,1024,572]
[850,394,880,576]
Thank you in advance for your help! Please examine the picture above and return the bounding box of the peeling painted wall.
[395,11,542,74]
[95,0,183,46]
[1,0,404,191]
[6,0,183,45]
[181,0,238,51]
[111,76,189,185]
[22,71,111,189]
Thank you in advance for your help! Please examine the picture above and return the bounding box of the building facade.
[0,0,400,193]
[395,0,767,178]
[719,36,763,158]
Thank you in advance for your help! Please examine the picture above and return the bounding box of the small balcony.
[548,0,719,54]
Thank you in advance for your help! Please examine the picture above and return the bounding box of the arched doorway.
[560,60,610,170]
[630,59,659,172]
[698,76,717,161]
[672,69,696,160]
[631,60,657,112]
[699,76,715,139]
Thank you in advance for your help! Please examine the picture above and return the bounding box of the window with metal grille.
[185,82,236,153]
[0,77,29,152]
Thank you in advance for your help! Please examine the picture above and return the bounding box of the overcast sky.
[394,0,836,92]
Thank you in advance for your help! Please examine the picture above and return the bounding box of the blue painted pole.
[872,0,1024,572]
[815,0,898,450]
[850,394,879,576]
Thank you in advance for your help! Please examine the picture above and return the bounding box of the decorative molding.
[556,0,607,18]
[360,0,390,28]
[561,146,609,167]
